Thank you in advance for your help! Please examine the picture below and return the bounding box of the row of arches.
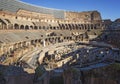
[0,19,105,30]
[59,23,104,30]
[14,23,49,30]
[14,23,104,30]
[14,24,33,30]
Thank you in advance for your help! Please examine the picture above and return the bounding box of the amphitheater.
[1,0,120,84]
[0,0,109,66]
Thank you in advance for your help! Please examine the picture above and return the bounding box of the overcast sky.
[21,0,120,21]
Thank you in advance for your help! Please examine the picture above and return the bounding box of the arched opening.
[81,24,84,30]
[75,24,78,30]
[78,24,81,30]
[53,27,56,30]
[25,25,29,30]
[88,24,90,30]
[68,24,71,30]
[91,24,93,29]
[31,40,35,45]
[50,26,52,30]
[43,26,46,30]
[57,26,59,30]
[62,24,65,30]
[65,24,68,29]
[14,24,19,29]
[35,39,38,43]
[45,38,47,41]
[30,26,33,29]
[72,24,75,28]
[58,24,62,30]
[94,24,97,29]
[39,26,41,29]
[38,39,41,43]
[47,26,49,30]
[20,25,24,29]
[34,26,38,30]
[0,19,6,30]
[0,22,2,29]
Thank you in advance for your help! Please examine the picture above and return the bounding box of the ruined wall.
[84,78,117,84]
[65,11,102,23]
[17,10,55,20]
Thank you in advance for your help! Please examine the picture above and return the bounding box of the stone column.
[43,39,46,47]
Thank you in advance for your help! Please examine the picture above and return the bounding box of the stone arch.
[91,24,94,29]
[91,11,102,21]
[75,24,79,30]
[68,24,71,30]
[31,40,35,45]
[38,39,41,43]
[35,39,38,43]
[81,24,84,30]
[30,25,33,29]
[94,24,97,29]
[65,24,68,29]
[87,24,90,30]
[46,26,49,30]
[20,25,24,29]
[53,27,56,30]
[57,26,59,30]
[34,26,38,29]
[58,24,62,30]
[14,23,19,29]
[0,19,6,29]
[39,26,41,29]
[43,26,46,30]
[72,24,75,27]
[50,26,52,30]
[61,24,65,30]
[78,24,81,30]
[0,22,2,29]
[25,25,29,30]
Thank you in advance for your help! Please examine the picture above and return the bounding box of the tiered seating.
[0,0,65,19]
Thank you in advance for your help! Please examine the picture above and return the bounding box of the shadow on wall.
[0,65,34,84]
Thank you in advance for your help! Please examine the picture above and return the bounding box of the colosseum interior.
[0,0,120,84]
[0,0,106,65]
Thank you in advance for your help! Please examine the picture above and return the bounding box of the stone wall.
[85,77,117,84]
[65,11,102,23]
[4,74,33,84]
[17,10,55,20]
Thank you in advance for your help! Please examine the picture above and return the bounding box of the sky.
[20,0,120,21]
